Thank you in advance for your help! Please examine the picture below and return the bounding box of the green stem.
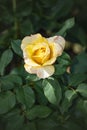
[12,0,18,38]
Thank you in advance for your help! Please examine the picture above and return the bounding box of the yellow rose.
[21,33,65,79]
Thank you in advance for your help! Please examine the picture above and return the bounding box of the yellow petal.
[24,57,40,66]
[24,64,37,74]
[22,34,50,65]
[25,41,50,65]
[43,57,56,66]
[37,65,55,79]
[23,51,40,66]
[32,42,50,65]
[21,33,42,50]
[26,42,47,58]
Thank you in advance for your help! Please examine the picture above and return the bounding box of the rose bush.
[21,34,65,78]
[0,7,87,129]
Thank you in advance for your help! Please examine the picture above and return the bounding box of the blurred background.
[0,0,87,54]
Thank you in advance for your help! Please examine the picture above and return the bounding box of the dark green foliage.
[42,78,62,105]
[11,40,23,57]
[0,91,16,114]
[16,85,35,109]
[0,49,13,75]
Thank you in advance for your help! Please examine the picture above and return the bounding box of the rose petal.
[54,36,65,50]
[24,41,50,65]
[26,42,49,58]
[37,65,55,79]
[47,35,65,56]
[23,51,40,66]
[24,64,38,74]
[43,57,56,66]
[24,64,55,79]
[47,35,65,49]
[24,57,40,66]
[43,36,65,66]
[32,42,50,64]
[21,33,42,50]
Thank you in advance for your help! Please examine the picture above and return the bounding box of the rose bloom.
[21,34,65,79]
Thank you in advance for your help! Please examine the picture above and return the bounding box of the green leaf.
[59,98,71,114]
[68,73,87,86]
[60,90,77,114]
[3,108,20,119]
[10,65,28,78]
[16,85,35,109]
[0,91,16,114]
[37,118,59,130]
[11,40,23,57]
[0,49,13,75]
[26,74,40,81]
[65,90,77,101]
[57,52,71,66]
[5,113,24,130]
[43,80,57,105]
[54,64,67,75]
[54,52,71,75]
[76,83,87,97]
[57,18,75,36]
[26,105,52,120]
[0,74,22,90]
[34,84,48,105]
[1,108,24,130]
[75,99,87,115]
[43,78,62,105]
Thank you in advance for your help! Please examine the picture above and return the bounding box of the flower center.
[32,47,50,65]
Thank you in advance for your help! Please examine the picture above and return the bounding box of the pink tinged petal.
[54,36,65,56]
[53,42,63,56]
[47,35,65,56]
[24,64,55,79]
[21,33,42,50]
[47,36,57,43]
[43,36,65,66]
[24,61,55,77]
[54,36,65,50]
[36,65,55,79]
[47,35,65,49]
